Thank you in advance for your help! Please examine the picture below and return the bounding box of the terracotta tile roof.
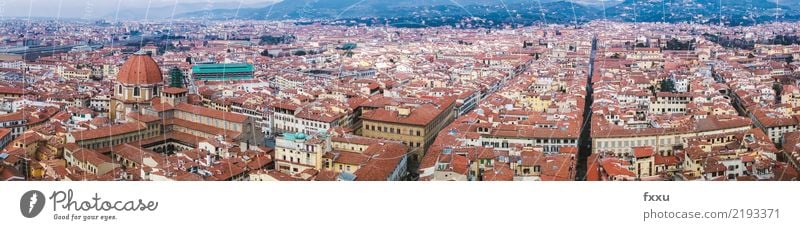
[71,147,113,167]
[0,86,24,95]
[14,132,44,145]
[116,53,163,85]
[633,146,655,158]
[175,103,248,123]
[353,142,408,181]
[134,131,206,148]
[601,158,635,178]
[483,164,514,181]
[166,118,242,139]
[0,111,24,122]
[112,143,164,167]
[0,128,11,139]
[361,105,435,126]
[654,154,680,166]
[70,122,146,141]
[163,87,188,94]
[127,112,161,123]
[315,170,338,181]
[332,150,370,165]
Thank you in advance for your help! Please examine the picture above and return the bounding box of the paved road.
[575,36,597,180]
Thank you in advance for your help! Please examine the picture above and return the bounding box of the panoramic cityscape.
[1,0,800,181]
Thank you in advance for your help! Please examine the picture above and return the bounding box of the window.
[133,87,141,97]
[117,85,122,94]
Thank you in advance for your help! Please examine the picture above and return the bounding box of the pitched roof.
[70,122,146,141]
[175,103,248,123]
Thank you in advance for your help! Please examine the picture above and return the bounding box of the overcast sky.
[1,0,795,19]
[0,0,277,19]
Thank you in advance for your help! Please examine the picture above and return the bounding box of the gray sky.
[0,0,277,19]
[1,0,795,19]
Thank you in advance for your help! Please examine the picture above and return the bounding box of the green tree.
[660,78,676,92]
[339,43,357,50]
[293,50,308,56]
[665,38,694,50]
[773,82,783,95]
[169,67,185,88]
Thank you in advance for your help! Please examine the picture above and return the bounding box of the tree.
[665,38,694,51]
[660,78,676,92]
[260,50,272,57]
[339,43,357,50]
[773,81,783,95]
[168,67,185,88]
[293,50,307,56]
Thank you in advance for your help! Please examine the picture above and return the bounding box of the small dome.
[117,53,163,85]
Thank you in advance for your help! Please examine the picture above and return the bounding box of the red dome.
[116,53,163,85]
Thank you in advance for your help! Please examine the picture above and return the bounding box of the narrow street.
[575,37,597,180]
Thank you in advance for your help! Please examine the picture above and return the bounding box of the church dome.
[116,53,163,85]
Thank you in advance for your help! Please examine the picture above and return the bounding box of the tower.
[110,52,164,121]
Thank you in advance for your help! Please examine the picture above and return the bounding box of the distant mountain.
[107,1,276,19]
[771,0,800,9]
[571,0,625,9]
[606,0,794,25]
[179,0,599,21]
[177,0,800,27]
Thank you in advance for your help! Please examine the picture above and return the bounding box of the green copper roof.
[283,132,309,141]
[191,63,254,74]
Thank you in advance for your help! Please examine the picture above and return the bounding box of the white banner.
[1,182,798,229]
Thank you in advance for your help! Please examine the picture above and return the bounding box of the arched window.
[133,87,140,97]
[117,85,122,94]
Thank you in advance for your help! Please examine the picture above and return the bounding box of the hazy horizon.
[0,0,797,20]
[0,0,278,19]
